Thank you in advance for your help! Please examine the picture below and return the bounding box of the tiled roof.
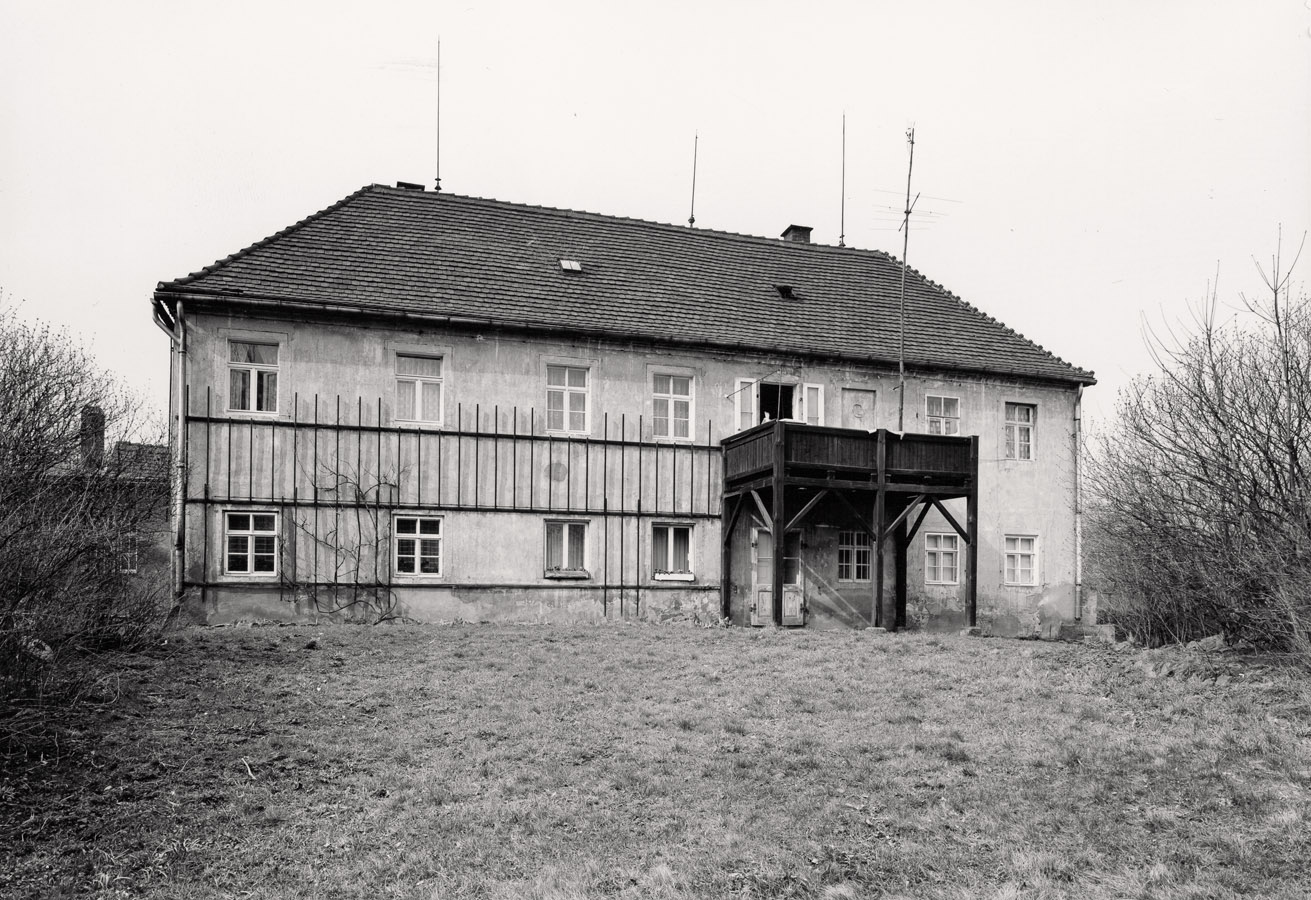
[157,185,1095,385]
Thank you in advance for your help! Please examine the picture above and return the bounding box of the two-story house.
[150,183,1094,634]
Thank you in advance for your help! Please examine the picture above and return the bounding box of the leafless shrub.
[1086,232,1311,662]
[0,305,168,704]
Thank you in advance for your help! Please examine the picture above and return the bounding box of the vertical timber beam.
[771,420,786,626]
[720,446,734,621]
[894,506,909,630]
[873,429,887,627]
[967,435,980,627]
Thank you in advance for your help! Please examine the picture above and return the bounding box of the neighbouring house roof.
[155,185,1095,386]
[109,442,169,483]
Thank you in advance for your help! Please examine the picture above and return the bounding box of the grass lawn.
[3,625,1310,899]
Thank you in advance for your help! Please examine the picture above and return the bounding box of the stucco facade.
[152,185,1093,633]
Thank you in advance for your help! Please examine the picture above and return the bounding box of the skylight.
[560,260,582,273]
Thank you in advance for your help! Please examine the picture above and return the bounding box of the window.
[925,533,959,584]
[116,532,139,575]
[838,530,871,581]
[225,512,278,575]
[1004,535,1037,585]
[546,365,589,432]
[395,515,442,576]
[734,379,824,431]
[926,395,959,435]
[545,521,587,575]
[396,355,443,424]
[1005,403,1035,460]
[229,341,279,413]
[652,524,692,579]
[652,374,692,439]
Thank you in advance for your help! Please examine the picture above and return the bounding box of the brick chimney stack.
[81,404,105,469]
[781,224,813,243]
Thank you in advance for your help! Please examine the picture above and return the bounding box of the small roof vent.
[559,259,583,273]
[781,224,812,243]
[775,284,797,301]
[395,181,425,191]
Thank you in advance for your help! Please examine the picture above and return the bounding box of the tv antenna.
[896,126,919,432]
[688,133,699,227]
[839,113,847,248]
[434,37,442,192]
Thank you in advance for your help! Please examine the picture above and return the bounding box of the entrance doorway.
[751,527,804,626]
[758,383,795,422]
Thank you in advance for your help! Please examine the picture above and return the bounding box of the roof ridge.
[384,185,900,261]
[160,185,377,289]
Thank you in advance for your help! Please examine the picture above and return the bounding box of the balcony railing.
[722,421,973,488]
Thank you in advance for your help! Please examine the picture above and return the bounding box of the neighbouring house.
[150,183,1095,634]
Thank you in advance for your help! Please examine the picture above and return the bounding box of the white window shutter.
[802,383,824,426]
[735,378,756,432]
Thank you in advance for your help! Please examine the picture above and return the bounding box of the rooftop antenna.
[688,132,699,227]
[838,113,846,248]
[896,125,919,432]
[434,37,442,192]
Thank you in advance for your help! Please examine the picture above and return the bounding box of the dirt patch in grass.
[3,626,1310,899]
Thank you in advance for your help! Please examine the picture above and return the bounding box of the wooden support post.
[894,507,909,630]
[771,420,786,627]
[967,436,979,628]
[873,429,886,627]
[720,492,742,621]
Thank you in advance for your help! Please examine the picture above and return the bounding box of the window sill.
[395,419,444,429]
[653,572,695,582]
[227,409,280,418]
[544,570,590,580]
[925,581,961,587]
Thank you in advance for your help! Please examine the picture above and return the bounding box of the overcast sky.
[2,1,1308,431]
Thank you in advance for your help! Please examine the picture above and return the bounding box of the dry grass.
[2,625,1310,899]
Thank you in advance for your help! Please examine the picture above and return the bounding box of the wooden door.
[750,527,773,627]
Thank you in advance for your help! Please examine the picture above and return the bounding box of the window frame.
[651,371,696,442]
[924,532,960,585]
[545,364,591,435]
[1004,402,1036,461]
[925,394,960,436]
[227,340,281,415]
[394,353,445,426]
[544,519,590,578]
[223,509,280,577]
[652,522,694,581]
[393,514,443,579]
[837,530,872,582]
[1003,534,1039,586]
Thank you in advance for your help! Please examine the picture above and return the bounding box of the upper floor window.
[229,341,278,413]
[1004,403,1036,460]
[396,354,443,424]
[653,374,692,439]
[926,395,959,435]
[225,511,278,576]
[546,365,589,433]
[925,533,959,584]
[734,379,825,431]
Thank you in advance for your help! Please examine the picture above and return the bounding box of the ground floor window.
[652,524,692,579]
[545,520,588,576]
[837,530,871,581]
[395,515,442,576]
[1004,534,1037,585]
[925,533,959,584]
[225,511,278,575]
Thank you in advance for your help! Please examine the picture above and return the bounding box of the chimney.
[81,404,105,469]
[781,224,813,244]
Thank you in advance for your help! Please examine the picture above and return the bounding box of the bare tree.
[1086,232,1310,659]
[0,307,166,700]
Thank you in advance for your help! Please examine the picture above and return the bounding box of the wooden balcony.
[722,421,975,494]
